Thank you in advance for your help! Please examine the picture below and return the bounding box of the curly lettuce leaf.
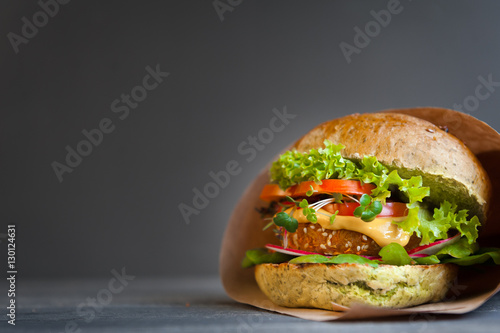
[417,202,481,245]
[396,205,420,237]
[415,203,450,245]
[270,141,351,189]
[453,213,480,245]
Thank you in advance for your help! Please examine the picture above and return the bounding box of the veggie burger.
[242,112,500,309]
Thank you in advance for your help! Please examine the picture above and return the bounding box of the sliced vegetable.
[265,244,321,256]
[260,184,295,202]
[293,179,375,197]
[436,237,478,258]
[408,234,461,256]
[322,201,408,217]
[259,179,374,202]
[322,202,359,216]
[359,255,382,261]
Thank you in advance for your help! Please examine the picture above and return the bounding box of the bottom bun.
[255,262,458,309]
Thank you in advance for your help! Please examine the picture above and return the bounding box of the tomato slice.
[294,180,375,197]
[259,184,296,202]
[378,202,408,217]
[322,202,359,216]
[259,179,375,202]
[323,201,408,217]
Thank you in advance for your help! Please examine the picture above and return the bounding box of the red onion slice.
[265,244,324,256]
[407,234,461,255]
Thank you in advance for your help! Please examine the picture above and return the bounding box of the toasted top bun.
[293,112,491,222]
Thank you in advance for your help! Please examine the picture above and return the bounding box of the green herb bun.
[255,262,458,309]
[293,112,491,222]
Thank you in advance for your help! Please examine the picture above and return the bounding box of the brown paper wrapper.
[219,107,500,321]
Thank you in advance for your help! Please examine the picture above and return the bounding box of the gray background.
[1,0,500,279]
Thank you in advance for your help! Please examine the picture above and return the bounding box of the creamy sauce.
[281,207,410,247]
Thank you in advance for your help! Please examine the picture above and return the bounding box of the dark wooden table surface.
[3,276,500,332]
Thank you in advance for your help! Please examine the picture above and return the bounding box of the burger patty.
[284,223,421,256]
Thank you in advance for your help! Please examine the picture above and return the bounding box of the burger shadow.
[246,305,466,324]
[336,312,463,323]
[140,294,491,326]
[201,300,467,323]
